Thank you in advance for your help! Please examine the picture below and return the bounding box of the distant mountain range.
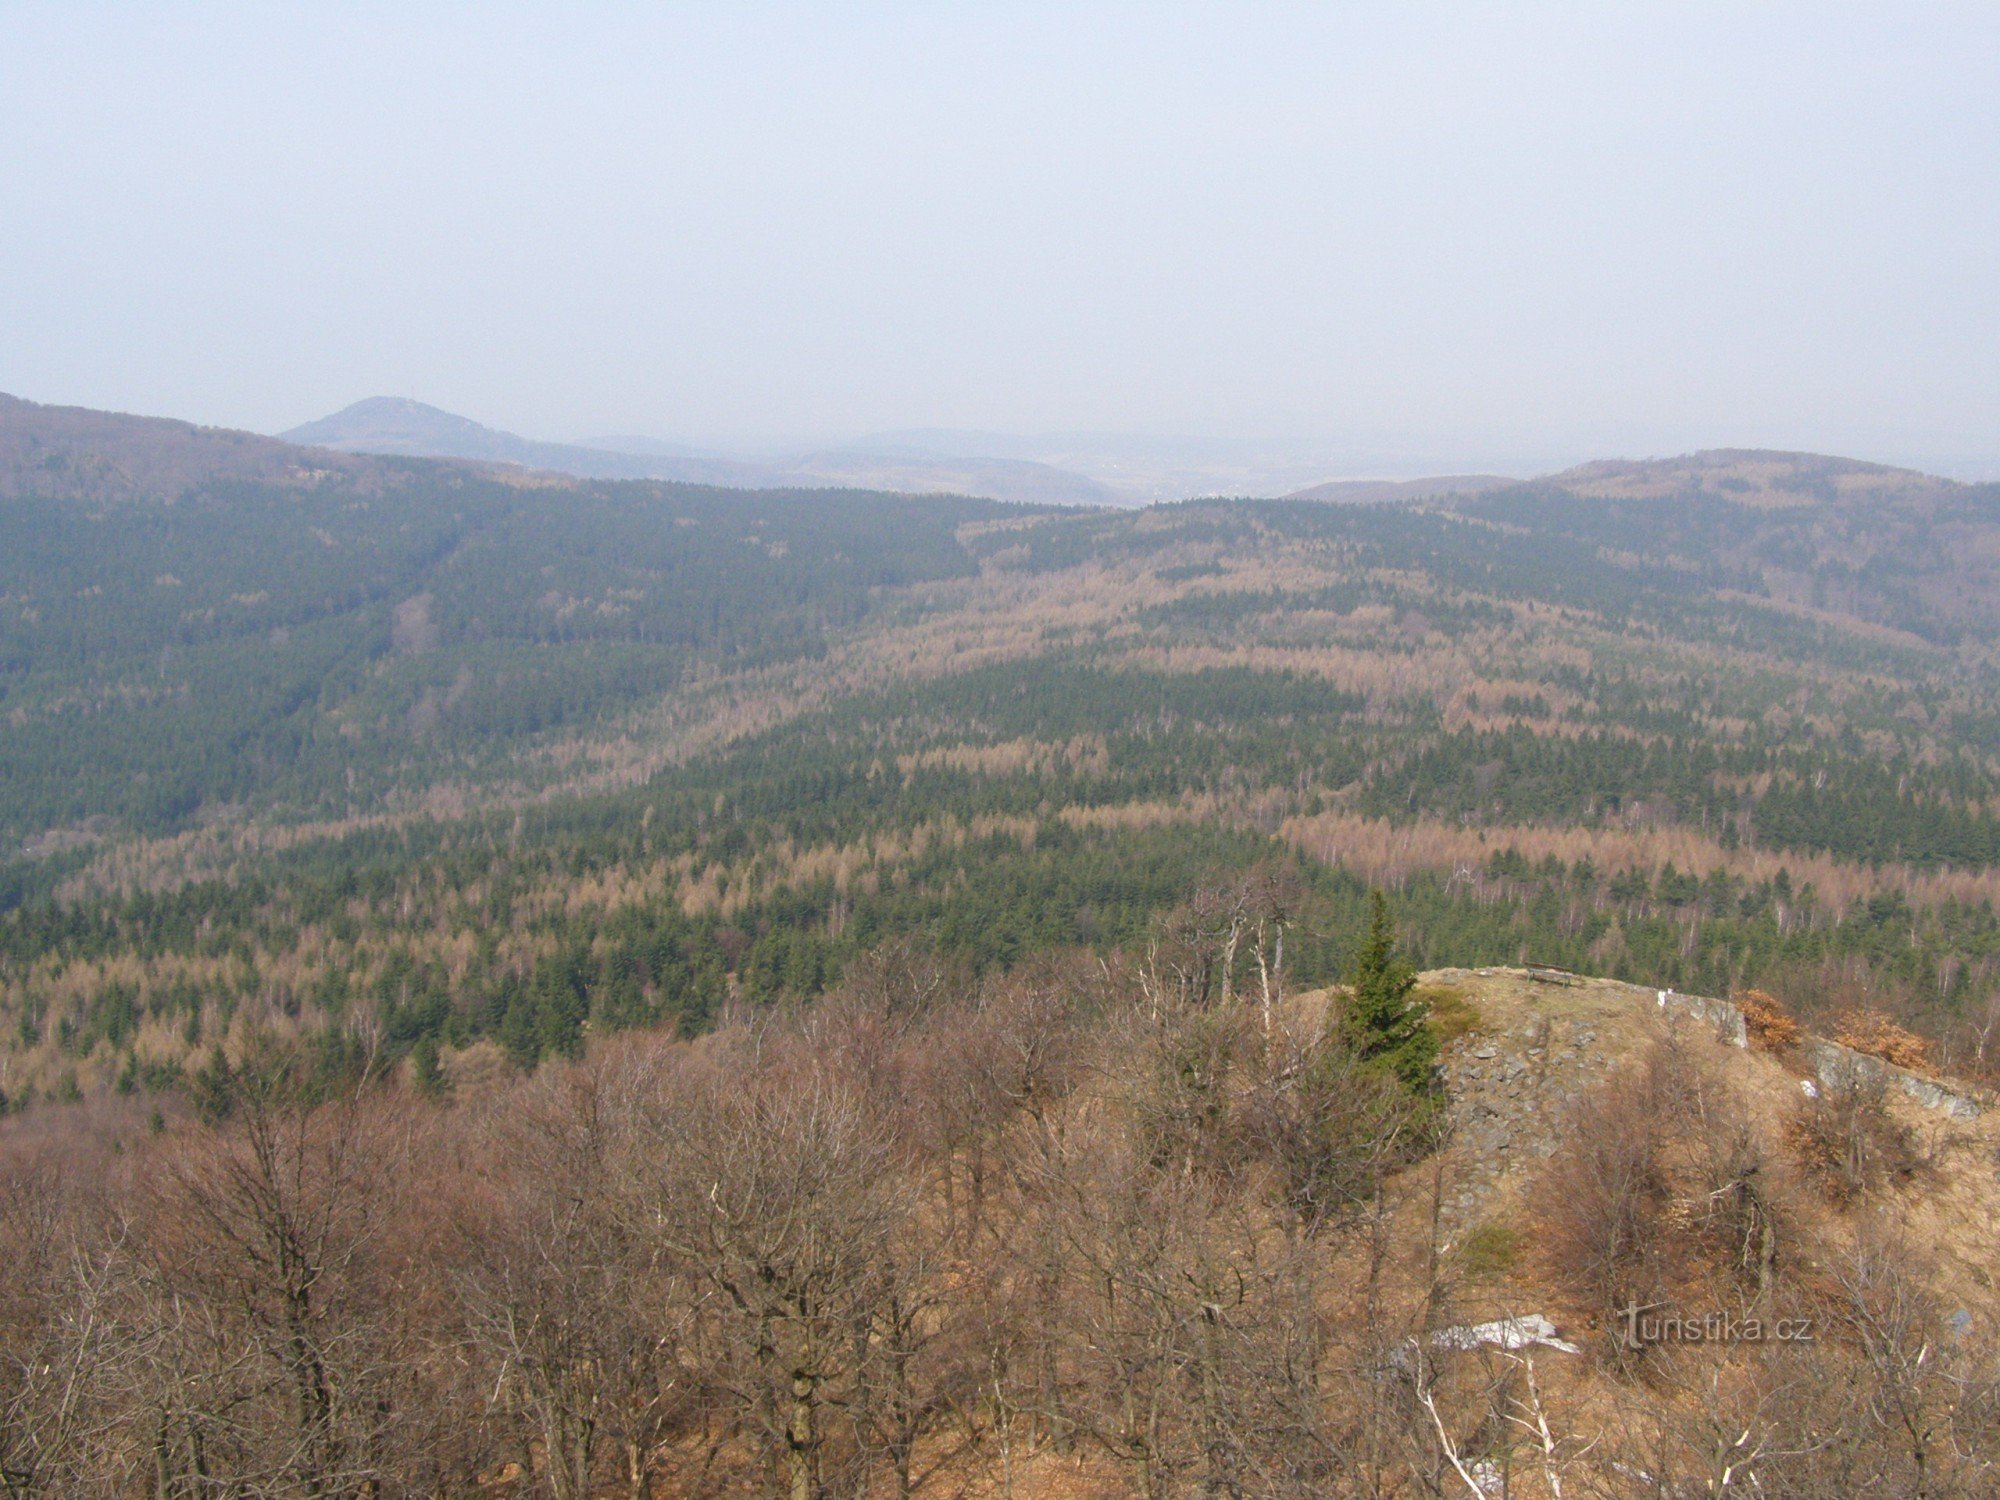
[282,399,1578,506]
[282,398,1122,507]
[7,392,1973,525]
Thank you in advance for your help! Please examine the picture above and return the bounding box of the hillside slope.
[6,396,2000,1123]
[6,401,2000,1493]
[1,398,1024,854]
[1285,473,1514,503]
[6,943,1993,1497]
[1549,447,1951,506]
[0,391,389,503]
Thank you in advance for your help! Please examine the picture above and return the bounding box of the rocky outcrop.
[1801,1037,1984,1120]
[1440,1013,1615,1223]
[1428,966,1987,1228]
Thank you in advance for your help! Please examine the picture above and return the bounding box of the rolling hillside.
[5,396,2000,1101]
[1284,473,1514,503]
[7,398,2000,1495]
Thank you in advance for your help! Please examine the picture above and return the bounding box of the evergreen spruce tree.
[189,1043,238,1124]
[411,1035,449,1098]
[498,993,543,1072]
[1341,891,1437,1091]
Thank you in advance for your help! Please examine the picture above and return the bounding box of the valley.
[4,396,2000,1495]
[6,397,2000,1101]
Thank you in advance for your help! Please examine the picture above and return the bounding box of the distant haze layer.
[2,5,1996,474]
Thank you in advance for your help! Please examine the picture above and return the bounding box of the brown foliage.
[3,941,1998,1496]
[1736,987,1801,1051]
[1832,1007,1935,1074]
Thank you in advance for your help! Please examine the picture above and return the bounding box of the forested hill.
[1452,450,2000,644]
[7,399,2000,1108]
[0,391,393,503]
[0,396,1031,849]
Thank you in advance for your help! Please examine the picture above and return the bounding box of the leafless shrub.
[1821,1229,2000,1495]
[1658,1030,1783,1301]
[832,933,965,1021]
[1616,1235,2000,1497]
[1048,1135,1340,1499]
[111,1040,425,1497]
[1536,1028,1796,1335]
[1236,1024,1425,1235]
[457,1042,693,1500]
[1128,1002,1252,1186]
[1786,1072,1921,1206]
[642,1050,914,1500]
[1941,988,2000,1083]
[0,1164,128,1495]
[1535,1053,1674,1320]
[1133,865,1300,1029]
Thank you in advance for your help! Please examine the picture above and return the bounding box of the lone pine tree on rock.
[1342,891,1438,1091]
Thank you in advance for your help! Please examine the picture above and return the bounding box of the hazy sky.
[4,3,1997,472]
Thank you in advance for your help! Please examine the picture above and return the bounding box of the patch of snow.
[1430,1313,1581,1356]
